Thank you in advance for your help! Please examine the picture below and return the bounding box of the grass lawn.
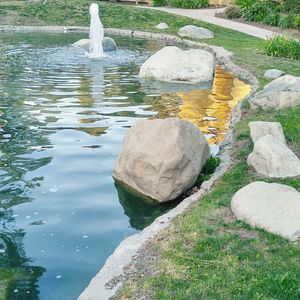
[0,1,300,299]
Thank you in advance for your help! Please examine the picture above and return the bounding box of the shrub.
[167,0,208,9]
[294,15,300,29]
[263,13,279,26]
[259,35,300,60]
[242,1,270,22]
[224,5,242,19]
[282,0,300,14]
[278,13,297,28]
[152,0,168,6]
[234,0,254,8]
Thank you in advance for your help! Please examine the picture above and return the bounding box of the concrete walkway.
[151,7,277,39]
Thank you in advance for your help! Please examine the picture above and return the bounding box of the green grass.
[1,0,298,86]
[119,105,300,300]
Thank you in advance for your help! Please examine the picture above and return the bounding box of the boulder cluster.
[231,74,300,242]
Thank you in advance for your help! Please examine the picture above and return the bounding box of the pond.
[0,33,250,300]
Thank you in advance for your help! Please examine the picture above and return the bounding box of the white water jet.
[88,3,104,59]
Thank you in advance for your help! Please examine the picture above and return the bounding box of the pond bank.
[77,34,258,300]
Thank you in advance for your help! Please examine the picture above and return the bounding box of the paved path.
[150,7,277,39]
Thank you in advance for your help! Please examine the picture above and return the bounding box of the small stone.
[156,23,169,30]
[178,25,214,39]
[263,69,285,80]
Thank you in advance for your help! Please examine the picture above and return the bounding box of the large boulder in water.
[113,118,210,202]
[139,46,215,83]
[247,135,300,178]
[178,25,214,39]
[231,181,300,242]
[250,75,300,109]
[72,37,117,52]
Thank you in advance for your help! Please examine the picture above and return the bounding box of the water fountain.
[88,3,104,58]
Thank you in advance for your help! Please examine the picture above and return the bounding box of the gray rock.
[113,118,210,202]
[72,37,117,52]
[156,23,169,30]
[102,36,117,52]
[250,75,300,109]
[263,69,285,80]
[231,181,300,242]
[178,25,214,39]
[247,135,300,178]
[249,121,286,145]
[73,39,90,50]
[139,46,215,83]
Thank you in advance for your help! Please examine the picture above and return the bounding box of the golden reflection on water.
[158,66,251,145]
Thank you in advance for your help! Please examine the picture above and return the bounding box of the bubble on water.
[50,233,54,236]
[0,249,5,254]
[56,275,62,279]
[26,216,31,219]
[26,291,30,294]
[82,235,88,239]
[12,214,19,218]
[76,249,80,252]
[13,289,18,293]
[49,187,58,193]
[34,212,39,215]
[41,249,45,253]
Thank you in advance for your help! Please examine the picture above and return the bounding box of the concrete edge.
[75,31,259,300]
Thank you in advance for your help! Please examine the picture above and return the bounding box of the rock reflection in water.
[115,182,180,230]
[148,66,251,148]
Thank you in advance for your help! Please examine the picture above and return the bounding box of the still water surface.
[0,33,250,300]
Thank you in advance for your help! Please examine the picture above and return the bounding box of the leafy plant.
[278,13,297,28]
[224,5,242,19]
[167,0,208,9]
[152,0,168,6]
[259,36,300,60]
[234,0,254,8]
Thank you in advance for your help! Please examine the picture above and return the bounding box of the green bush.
[278,13,297,28]
[294,15,300,29]
[259,36,300,60]
[263,13,279,26]
[234,0,254,8]
[167,0,208,8]
[242,1,280,22]
[224,5,242,19]
[282,0,300,14]
[152,0,168,6]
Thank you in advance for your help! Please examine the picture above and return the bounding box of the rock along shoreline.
[0,25,259,300]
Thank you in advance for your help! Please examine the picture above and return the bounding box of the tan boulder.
[113,118,210,202]
[247,135,300,178]
[249,121,286,145]
[231,181,300,242]
[139,46,215,83]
